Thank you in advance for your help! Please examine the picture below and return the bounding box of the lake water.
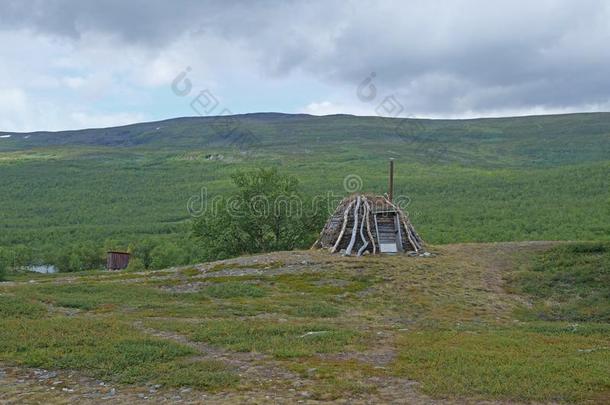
[28,265,58,274]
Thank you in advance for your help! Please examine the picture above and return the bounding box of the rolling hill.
[0,112,609,270]
[2,112,610,166]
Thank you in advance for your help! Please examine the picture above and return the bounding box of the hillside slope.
[2,112,610,167]
[0,112,609,269]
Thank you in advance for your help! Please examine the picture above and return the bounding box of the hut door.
[374,212,399,253]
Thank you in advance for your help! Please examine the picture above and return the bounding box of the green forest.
[1,112,609,273]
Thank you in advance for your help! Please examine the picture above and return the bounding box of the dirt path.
[0,361,533,404]
[133,321,301,386]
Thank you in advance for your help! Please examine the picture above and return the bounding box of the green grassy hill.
[2,112,610,166]
[0,112,609,269]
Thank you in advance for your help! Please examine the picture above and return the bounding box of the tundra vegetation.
[0,113,609,402]
[0,242,608,402]
[0,113,608,273]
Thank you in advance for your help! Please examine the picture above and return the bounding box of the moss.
[0,294,48,319]
[510,242,610,321]
[179,267,200,277]
[208,260,285,272]
[392,327,610,403]
[145,319,361,359]
[201,282,267,299]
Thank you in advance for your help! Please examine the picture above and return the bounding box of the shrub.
[512,242,610,322]
[150,243,186,270]
[125,258,145,272]
[192,168,324,260]
[202,282,266,298]
[0,250,9,281]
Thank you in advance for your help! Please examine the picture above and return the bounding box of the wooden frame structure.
[311,193,424,256]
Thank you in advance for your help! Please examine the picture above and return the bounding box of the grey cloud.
[1,0,609,116]
[0,0,226,44]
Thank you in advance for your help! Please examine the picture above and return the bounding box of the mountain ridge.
[1,112,608,168]
[2,111,609,136]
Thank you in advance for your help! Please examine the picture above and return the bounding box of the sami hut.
[312,159,424,256]
[312,193,424,256]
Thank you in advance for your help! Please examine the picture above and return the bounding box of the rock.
[299,331,329,338]
[37,371,58,380]
[102,388,116,399]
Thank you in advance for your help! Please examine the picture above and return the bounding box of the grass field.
[1,242,608,403]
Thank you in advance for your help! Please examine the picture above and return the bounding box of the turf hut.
[312,160,424,256]
[312,194,424,255]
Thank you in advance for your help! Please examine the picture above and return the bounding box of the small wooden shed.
[106,251,130,270]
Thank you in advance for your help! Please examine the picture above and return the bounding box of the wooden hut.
[312,159,424,256]
[106,251,130,270]
[311,193,424,255]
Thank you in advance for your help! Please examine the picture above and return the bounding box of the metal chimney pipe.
[388,158,394,202]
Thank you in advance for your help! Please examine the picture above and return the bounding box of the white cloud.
[0,88,27,111]
[61,76,86,89]
[301,100,374,116]
[0,85,147,132]
[0,88,28,131]
[302,101,342,115]
[69,111,146,129]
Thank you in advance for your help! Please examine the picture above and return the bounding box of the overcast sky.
[1,0,609,132]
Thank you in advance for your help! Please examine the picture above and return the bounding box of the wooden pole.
[331,200,355,253]
[345,195,361,256]
[388,158,394,202]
